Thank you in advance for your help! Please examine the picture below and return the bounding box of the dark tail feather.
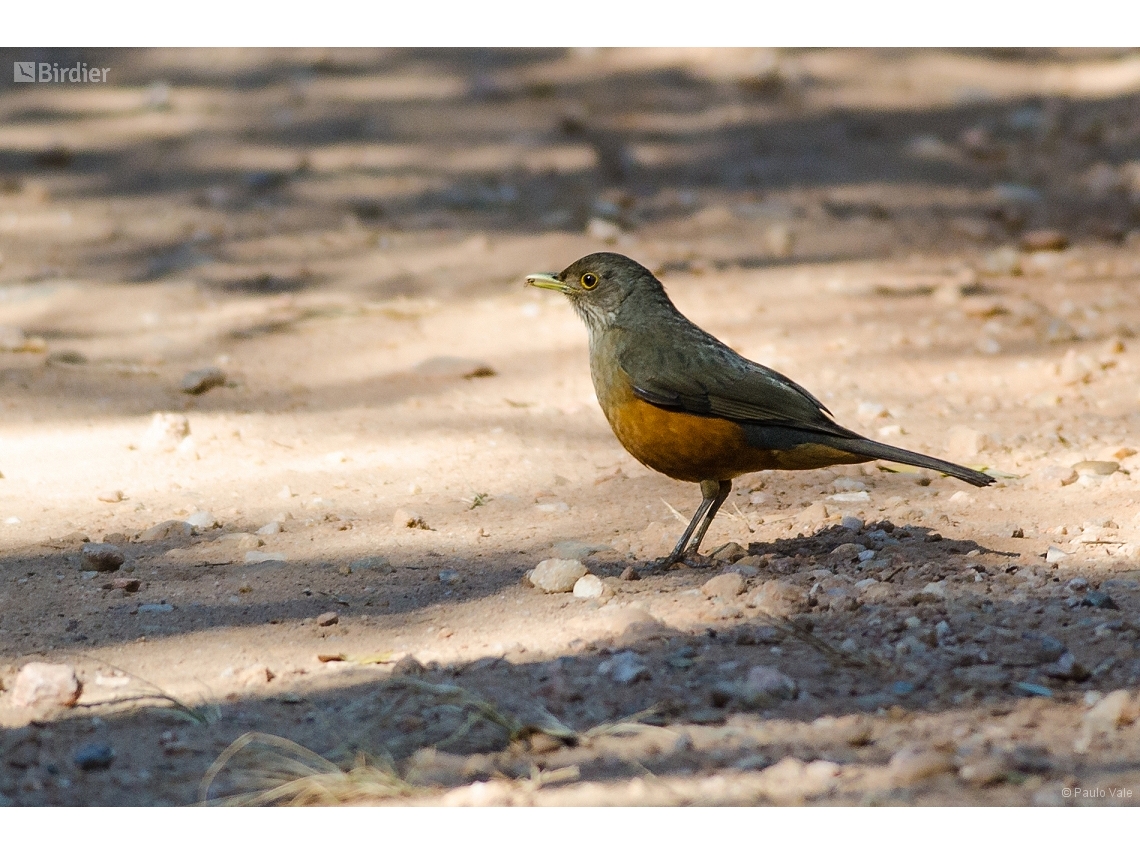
[828,435,996,487]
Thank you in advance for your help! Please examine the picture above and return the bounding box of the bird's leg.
[657,479,733,571]
[682,479,732,562]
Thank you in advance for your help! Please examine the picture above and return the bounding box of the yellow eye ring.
[580,272,598,289]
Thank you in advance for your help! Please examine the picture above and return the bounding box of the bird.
[525,252,995,570]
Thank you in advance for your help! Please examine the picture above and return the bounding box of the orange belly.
[601,388,867,482]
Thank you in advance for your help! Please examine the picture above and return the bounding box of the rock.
[796,503,830,525]
[316,612,339,627]
[888,746,954,785]
[919,580,948,600]
[959,664,1008,690]
[350,556,392,573]
[947,425,991,459]
[749,579,808,617]
[840,515,863,532]
[11,662,82,708]
[412,356,496,379]
[80,543,125,573]
[392,655,425,676]
[572,574,609,599]
[244,550,286,564]
[598,650,649,684]
[709,542,747,563]
[1082,591,1118,610]
[552,540,609,561]
[736,665,798,708]
[137,520,193,542]
[1030,634,1065,664]
[111,577,141,593]
[830,542,864,562]
[139,413,190,453]
[702,572,746,599]
[959,754,1009,787]
[1042,651,1088,681]
[1045,546,1070,564]
[1020,229,1068,252]
[73,742,115,771]
[97,490,124,504]
[180,367,226,395]
[0,325,29,351]
[186,510,217,531]
[529,558,588,593]
[278,485,297,500]
[619,566,640,581]
[439,569,460,583]
[1075,460,1119,477]
[257,521,283,536]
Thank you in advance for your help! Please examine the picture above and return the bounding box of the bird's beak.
[525,272,568,294]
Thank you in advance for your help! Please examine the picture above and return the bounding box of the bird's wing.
[619,337,847,433]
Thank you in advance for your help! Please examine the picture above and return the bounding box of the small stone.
[749,580,808,617]
[73,742,115,772]
[947,425,991,459]
[236,664,275,686]
[1074,460,1119,477]
[80,543,125,573]
[840,515,863,532]
[709,542,747,563]
[256,521,282,536]
[959,754,1009,787]
[796,503,830,524]
[392,655,425,676]
[529,558,588,593]
[828,491,869,504]
[572,574,608,599]
[137,520,193,542]
[619,566,640,581]
[186,510,217,531]
[920,580,948,600]
[857,549,877,562]
[11,662,82,708]
[552,540,609,561]
[350,556,392,573]
[888,746,954,785]
[702,572,746,599]
[111,578,141,593]
[0,325,29,351]
[412,356,496,379]
[316,611,339,627]
[139,412,190,453]
[1020,228,1068,252]
[244,550,286,564]
[278,485,297,500]
[599,650,649,684]
[180,367,227,395]
[1082,591,1118,610]
[1042,651,1088,681]
[439,569,460,583]
[1013,682,1054,698]
[830,542,864,562]
[736,665,798,708]
[97,490,124,504]
[1045,546,1069,564]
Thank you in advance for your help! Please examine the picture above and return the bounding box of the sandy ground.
[2,47,1140,806]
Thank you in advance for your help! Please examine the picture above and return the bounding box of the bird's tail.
[825,434,996,487]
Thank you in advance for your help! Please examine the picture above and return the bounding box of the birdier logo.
[13,61,109,83]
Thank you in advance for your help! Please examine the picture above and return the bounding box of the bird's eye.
[580,272,598,290]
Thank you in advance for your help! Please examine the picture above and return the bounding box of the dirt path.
[2,48,1140,805]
